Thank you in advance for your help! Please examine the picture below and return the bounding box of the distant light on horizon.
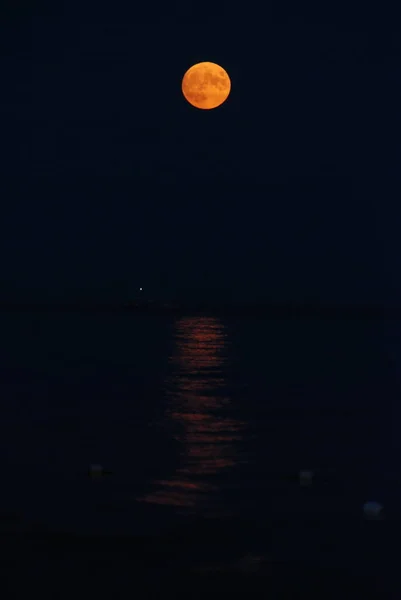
[139,287,143,291]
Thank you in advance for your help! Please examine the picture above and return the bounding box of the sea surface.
[0,310,399,592]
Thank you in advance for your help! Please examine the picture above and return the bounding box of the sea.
[0,310,399,595]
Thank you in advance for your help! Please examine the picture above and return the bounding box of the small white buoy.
[299,470,314,486]
[89,464,104,478]
[363,501,383,519]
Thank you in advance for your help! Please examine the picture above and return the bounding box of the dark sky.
[1,3,400,304]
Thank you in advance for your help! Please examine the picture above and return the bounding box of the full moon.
[182,62,231,110]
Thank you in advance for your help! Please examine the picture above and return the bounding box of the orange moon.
[182,62,231,110]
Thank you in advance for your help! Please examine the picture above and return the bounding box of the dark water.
[0,311,399,592]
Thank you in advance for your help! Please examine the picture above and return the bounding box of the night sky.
[1,3,399,305]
